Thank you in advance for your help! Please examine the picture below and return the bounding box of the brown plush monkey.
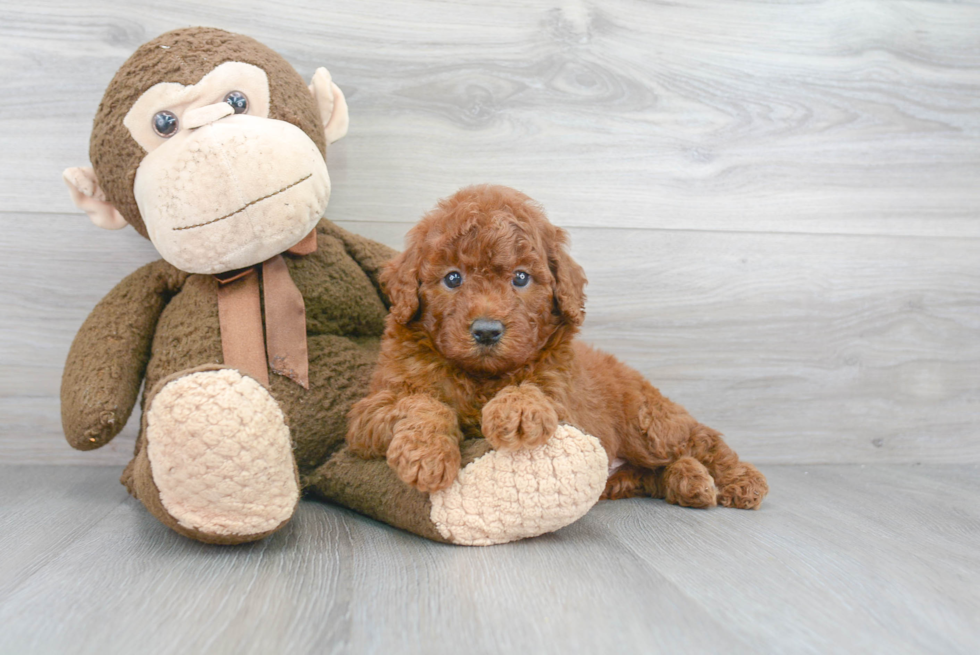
[62,27,608,546]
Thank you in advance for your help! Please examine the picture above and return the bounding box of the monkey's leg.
[121,366,299,544]
[307,424,609,546]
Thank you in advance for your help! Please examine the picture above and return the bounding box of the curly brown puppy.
[347,185,768,509]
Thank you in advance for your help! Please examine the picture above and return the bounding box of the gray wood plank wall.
[2,0,978,465]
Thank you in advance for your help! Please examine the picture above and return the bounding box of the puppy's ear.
[380,248,421,324]
[549,227,587,327]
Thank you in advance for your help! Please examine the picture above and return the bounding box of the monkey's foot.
[129,367,299,544]
[428,424,608,546]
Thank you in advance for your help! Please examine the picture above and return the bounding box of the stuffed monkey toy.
[61,27,609,546]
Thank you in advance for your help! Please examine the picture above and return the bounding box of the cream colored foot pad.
[145,369,299,537]
[430,425,608,546]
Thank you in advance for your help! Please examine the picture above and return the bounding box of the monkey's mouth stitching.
[172,174,313,231]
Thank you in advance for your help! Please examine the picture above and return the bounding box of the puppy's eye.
[444,271,463,289]
[512,271,531,288]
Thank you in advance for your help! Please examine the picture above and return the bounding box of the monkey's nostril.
[471,319,504,346]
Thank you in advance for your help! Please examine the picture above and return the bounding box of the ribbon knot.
[214,229,317,389]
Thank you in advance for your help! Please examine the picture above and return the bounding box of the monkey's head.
[64,27,349,274]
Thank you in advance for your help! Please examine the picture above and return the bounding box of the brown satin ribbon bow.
[214,229,317,389]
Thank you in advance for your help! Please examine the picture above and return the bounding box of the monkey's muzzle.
[134,114,330,274]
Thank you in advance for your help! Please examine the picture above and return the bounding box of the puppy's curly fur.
[347,185,768,509]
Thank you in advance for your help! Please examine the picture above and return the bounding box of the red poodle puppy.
[347,185,768,509]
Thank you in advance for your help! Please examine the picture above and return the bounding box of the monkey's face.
[124,62,329,274]
[66,29,350,269]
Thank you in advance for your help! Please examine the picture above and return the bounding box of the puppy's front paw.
[481,384,559,450]
[386,422,461,493]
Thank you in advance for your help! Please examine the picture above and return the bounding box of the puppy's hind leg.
[685,423,768,510]
[663,457,718,508]
[602,463,663,500]
[622,384,768,510]
[601,460,717,509]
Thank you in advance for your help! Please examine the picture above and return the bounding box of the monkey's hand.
[62,259,187,450]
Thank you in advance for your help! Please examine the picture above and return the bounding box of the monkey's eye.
[223,91,249,114]
[443,271,463,289]
[512,271,531,288]
[152,111,179,137]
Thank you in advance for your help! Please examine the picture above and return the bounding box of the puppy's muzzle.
[471,318,504,346]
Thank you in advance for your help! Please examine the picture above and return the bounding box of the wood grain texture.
[1,0,979,465]
[3,0,980,236]
[1,464,978,654]
[0,466,129,599]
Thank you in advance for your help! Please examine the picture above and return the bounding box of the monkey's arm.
[318,219,398,306]
[61,259,189,450]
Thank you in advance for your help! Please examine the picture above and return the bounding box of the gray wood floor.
[1,463,978,654]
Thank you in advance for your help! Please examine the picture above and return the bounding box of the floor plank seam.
[6,211,980,243]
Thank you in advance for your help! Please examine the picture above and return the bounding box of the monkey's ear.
[62,167,128,230]
[308,67,349,144]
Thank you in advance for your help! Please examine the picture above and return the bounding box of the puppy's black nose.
[471,319,504,346]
